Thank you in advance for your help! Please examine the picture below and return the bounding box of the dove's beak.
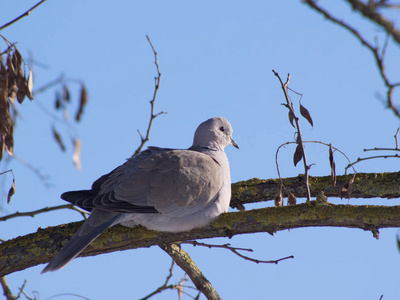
[231,138,239,149]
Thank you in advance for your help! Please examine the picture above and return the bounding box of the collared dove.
[42,117,238,273]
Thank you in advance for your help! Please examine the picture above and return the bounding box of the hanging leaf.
[75,84,88,122]
[329,144,336,187]
[397,232,400,253]
[288,110,295,128]
[26,68,34,100]
[340,173,356,200]
[0,134,4,161]
[347,173,356,200]
[274,188,283,207]
[62,84,70,102]
[300,103,313,127]
[7,178,16,204]
[293,144,303,166]
[72,138,81,170]
[4,123,14,156]
[288,192,296,205]
[52,127,66,151]
[55,91,61,110]
[0,61,8,103]
[13,49,22,71]
[7,53,16,76]
[16,68,26,104]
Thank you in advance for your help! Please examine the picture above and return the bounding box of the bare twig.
[0,204,88,222]
[16,280,27,299]
[303,0,400,118]
[131,35,166,158]
[139,260,176,300]
[32,74,65,96]
[0,0,48,31]
[345,128,400,171]
[182,241,294,264]
[273,70,312,202]
[346,153,400,171]
[159,243,221,300]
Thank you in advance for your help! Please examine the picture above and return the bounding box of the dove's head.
[193,117,239,151]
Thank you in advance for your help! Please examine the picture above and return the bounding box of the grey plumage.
[42,117,238,273]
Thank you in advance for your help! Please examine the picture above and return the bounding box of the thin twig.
[0,0,48,31]
[303,0,400,118]
[345,154,400,171]
[273,70,312,202]
[182,241,294,264]
[345,128,400,171]
[0,204,88,222]
[139,260,176,300]
[131,35,166,158]
[16,280,27,299]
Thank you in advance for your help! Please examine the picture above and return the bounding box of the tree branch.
[230,172,400,209]
[159,244,221,300]
[344,0,400,45]
[131,35,166,158]
[1,199,400,276]
[303,0,400,118]
[0,0,48,31]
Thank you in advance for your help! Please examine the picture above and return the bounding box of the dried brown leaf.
[0,61,8,103]
[13,49,22,70]
[7,178,16,204]
[300,103,313,127]
[293,144,303,166]
[288,192,296,205]
[55,91,61,110]
[75,84,88,122]
[16,68,26,104]
[7,54,16,76]
[340,173,356,200]
[347,173,355,200]
[0,135,4,161]
[62,85,70,102]
[72,138,81,170]
[26,68,33,100]
[5,123,14,156]
[288,110,295,128]
[397,233,400,253]
[329,144,336,187]
[52,127,66,151]
[274,188,283,207]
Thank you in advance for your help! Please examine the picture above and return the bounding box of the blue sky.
[1,1,400,299]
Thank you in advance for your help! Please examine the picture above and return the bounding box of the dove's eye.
[219,126,225,132]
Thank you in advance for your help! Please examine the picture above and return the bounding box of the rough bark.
[230,172,400,209]
[160,244,221,300]
[1,201,399,276]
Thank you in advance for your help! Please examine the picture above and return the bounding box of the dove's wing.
[63,147,223,218]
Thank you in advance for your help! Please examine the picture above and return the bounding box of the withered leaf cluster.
[0,47,33,161]
[274,187,297,207]
[52,83,87,170]
[285,102,313,168]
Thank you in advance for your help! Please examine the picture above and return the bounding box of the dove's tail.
[41,210,122,273]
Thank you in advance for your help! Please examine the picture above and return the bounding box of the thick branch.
[160,244,221,300]
[1,202,399,276]
[230,172,400,209]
